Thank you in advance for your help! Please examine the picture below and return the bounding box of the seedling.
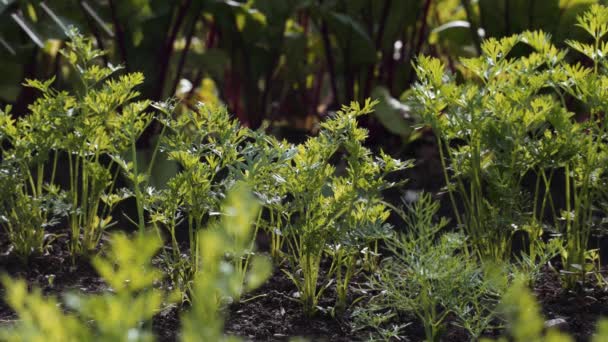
[365,193,505,341]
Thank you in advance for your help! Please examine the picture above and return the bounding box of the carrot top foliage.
[410,4,608,284]
[4,4,608,341]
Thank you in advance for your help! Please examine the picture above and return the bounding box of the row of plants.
[0,25,408,326]
[3,4,608,340]
[351,4,608,340]
[3,191,607,342]
[411,4,608,283]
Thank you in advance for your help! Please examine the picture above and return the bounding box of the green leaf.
[325,11,376,66]
[371,86,413,137]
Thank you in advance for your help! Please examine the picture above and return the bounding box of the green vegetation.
[1,185,269,342]
[410,4,608,286]
[2,2,608,342]
[365,193,504,341]
[0,1,594,137]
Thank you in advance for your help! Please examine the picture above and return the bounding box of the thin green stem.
[131,140,145,233]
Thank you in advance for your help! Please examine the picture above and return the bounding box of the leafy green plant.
[147,98,407,314]
[364,193,504,341]
[556,4,608,286]
[181,183,272,341]
[233,130,296,262]
[0,276,91,342]
[0,27,156,257]
[410,6,608,281]
[277,99,410,316]
[146,102,252,290]
[218,183,270,304]
[1,231,167,342]
[481,275,608,342]
[0,102,68,261]
[1,185,270,341]
[0,151,65,262]
[60,28,155,238]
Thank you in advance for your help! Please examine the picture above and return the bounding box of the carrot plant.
[411,40,567,262]
[0,231,168,341]
[181,184,271,341]
[411,6,608,287]
[154,98,408,315]
[481,275,608,342]
[0,27,156,258]
[147,103,250,289]
[279,99,410,316]
[0,104,69,261]
[148,103,287,299]
[233,131,296,262]
[59,28,155,251]
[0,168,64,262]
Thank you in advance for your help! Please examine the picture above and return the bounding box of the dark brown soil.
[535,265,608,341]
[1,223,607,341]
[224,270,364,341]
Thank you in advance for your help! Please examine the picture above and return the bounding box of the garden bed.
[4,6,608,341]
[2,227,607,341]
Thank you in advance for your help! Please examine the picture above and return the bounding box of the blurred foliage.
[1,185,270,341]
[1,0,603,141]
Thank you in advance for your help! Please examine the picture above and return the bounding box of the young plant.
[59,28,154,252]
[0,232,169,341]
[0,154,65,262]
[220,183,269,303]
[411,9,608,283]
[0,276,91,342]
[365,193,503,342]
[146,102,252,290]
[181,184,272,341]
[0,185,270,341]
[280,99,410,316]
[411,38,569,262]
[0,105,68,261]
[65,232,168,341]
[481,275,608,342]
[233,131,297,262]
[0,27,155,257]
[555,5,608,286]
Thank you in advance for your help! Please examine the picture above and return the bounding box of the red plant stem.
[462,0,481,55]
[406,0,432,86]
[415,0,432,56]
[171,11,201,96]
[13,47,39,116]
[320,15,339,106]
[363,0,392,100]
[154,0,193,100]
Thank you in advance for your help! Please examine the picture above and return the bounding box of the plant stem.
[132,140,145,234]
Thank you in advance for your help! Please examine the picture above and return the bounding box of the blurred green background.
[0,0,601,147]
